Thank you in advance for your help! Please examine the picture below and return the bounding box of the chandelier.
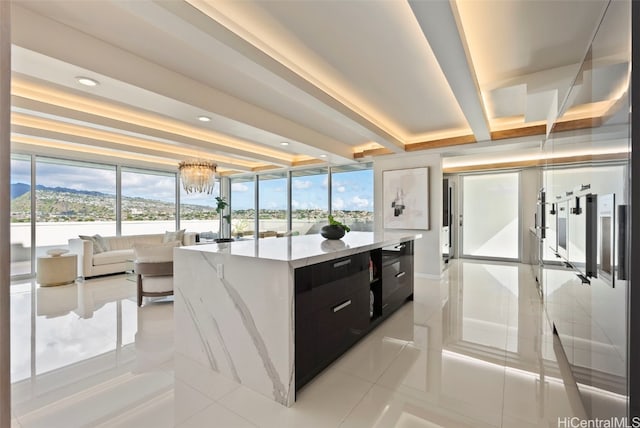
[179,160,217,194]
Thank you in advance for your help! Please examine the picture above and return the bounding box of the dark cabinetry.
[295,241,414,391]
[294,253,369,389]
[381,241,414,316]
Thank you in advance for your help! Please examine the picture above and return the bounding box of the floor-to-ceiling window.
[230,176,256,239]
[11,153,373,280]
[10,155,32,277]
[291,167,328,235]
[461,172,520,260]
[258,172,288,237]
[331,164,373,231]
[121,168,176,235]
[179,180,219,235]
[230,164,373,238]
[35,158,116,258]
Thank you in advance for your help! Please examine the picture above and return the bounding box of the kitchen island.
[174,231,420,407]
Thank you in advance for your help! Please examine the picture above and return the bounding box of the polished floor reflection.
[11,259,580,427]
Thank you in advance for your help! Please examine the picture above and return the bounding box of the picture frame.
[383,167,429,230]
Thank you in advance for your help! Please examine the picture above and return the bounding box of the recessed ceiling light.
[280,142,289,146]
[320,154,327,158]
[197,116,211,122]
[76,77,99,87]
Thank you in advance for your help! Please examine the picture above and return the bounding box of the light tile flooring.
[10,259,581,427]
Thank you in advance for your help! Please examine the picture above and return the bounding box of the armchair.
[133,243,177,306]
[134,261,173,307]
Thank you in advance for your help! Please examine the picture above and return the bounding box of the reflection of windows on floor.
[11,276,139,385]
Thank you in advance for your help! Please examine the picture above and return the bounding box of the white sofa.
[68,232,196,279]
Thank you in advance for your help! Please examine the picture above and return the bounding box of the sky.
[11,158,373,212]
[232,169,373,212]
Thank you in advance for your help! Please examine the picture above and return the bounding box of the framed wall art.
[383,167,429,230]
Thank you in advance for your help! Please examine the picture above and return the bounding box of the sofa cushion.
[134,241,181,263]
[79,234,110,254]
[107,234,164,251]
[140,276,173,293]
[162,229,185,244]
[93,249,134,266]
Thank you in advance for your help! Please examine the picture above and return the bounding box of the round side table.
[37,254,78,286]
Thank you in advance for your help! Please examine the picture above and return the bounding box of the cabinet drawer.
[383,286,411,316]
[382,260,410,299]
[294,309,316,385]
[315,287,370,366]
[295,253,368,292]
[313,270,367,310]
[381,241,413,264]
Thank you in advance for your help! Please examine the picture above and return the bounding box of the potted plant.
[215,196,233,243]
[321,215,351,240]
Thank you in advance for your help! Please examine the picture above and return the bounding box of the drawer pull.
[395,271,406,278]
[395,244,406,250]
[333,259,352,268]
[333,299,352,313]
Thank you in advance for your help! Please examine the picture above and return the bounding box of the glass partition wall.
[540,0,631,419]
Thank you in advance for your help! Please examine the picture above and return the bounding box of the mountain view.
[10,183,215,222]
[10,183,374,226]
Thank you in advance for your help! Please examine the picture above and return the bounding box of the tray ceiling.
[9,0,626,173]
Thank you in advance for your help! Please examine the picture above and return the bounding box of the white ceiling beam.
[153,0,405,153]
[408,0,491,142]
[11,4,356,162]
[10,124,255,172]
[10,140,180,172]
[11,95,290,167]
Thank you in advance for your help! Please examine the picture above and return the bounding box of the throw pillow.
[134,240,181,263]
[79,234,110,254]
[163,229,185,245]
[93,234,110,253]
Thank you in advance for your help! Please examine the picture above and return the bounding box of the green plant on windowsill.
[215,197,228,219]
[215,196,232,242]
[321,214,350,239]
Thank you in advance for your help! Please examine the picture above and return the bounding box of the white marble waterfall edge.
[174,232,422,407]
[175,250,294,406]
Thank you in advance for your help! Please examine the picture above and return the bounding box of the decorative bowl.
[215,238,234,243]
[321,239,347,252]
[320,224,345,240]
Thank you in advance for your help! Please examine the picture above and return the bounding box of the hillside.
[10,184,216,222]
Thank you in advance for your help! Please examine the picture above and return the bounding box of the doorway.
[460,172,520,261]
[442,178,454,263]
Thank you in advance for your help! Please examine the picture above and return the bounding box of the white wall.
[374,152,442,277]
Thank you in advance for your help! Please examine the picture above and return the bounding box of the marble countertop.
[179,231,422,268]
